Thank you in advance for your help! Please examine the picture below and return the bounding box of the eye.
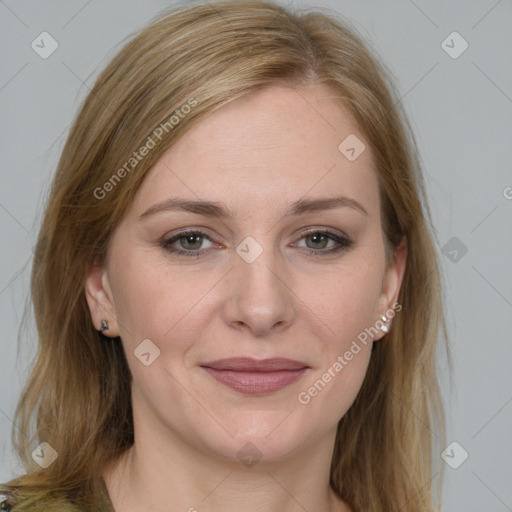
[160,228,353,259]
[160,229,218,258]
[293,229,353,256]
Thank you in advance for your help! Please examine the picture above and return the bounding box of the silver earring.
[380,315,390,333]
[100,320,109,333]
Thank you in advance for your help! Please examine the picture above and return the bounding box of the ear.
[374,236,407,341]
[84,264,120,337]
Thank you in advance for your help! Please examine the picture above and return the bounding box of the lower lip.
[201,367,308,395]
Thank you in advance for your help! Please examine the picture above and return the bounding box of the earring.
[380,314,390,333]
[99,320,109,333]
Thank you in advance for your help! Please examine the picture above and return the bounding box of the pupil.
[184,234,201,249]
[308,233,327,249]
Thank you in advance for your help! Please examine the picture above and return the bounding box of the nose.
[221,243,296,337]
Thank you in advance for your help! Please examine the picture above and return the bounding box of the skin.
[86,83,407,512]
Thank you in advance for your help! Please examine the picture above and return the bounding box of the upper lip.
[200,357,309,372]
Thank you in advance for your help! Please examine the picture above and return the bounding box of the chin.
[198,414,317,465]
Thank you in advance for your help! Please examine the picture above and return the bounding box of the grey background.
[1,0,511,510]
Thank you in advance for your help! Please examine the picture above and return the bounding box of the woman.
[0,1,451,510]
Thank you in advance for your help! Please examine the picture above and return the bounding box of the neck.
[102,428,351,512]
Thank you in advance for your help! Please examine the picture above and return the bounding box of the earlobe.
[84,265,119,337]
[375,236,408,340]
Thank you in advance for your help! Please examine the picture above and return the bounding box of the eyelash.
[160,228,353,259]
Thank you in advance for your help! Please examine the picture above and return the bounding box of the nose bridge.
[224,234,294,334]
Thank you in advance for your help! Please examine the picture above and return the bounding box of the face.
[86,83,406,464]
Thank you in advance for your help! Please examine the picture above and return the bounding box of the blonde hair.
[5,1,451,510]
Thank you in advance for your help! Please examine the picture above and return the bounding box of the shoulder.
[0,485,16,512]
[0,475,113,512]
[0,485,83,512]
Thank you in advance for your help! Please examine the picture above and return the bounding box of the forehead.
[129,83,380,221]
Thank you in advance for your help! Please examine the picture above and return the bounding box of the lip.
[201,357,309,372]
[200,358,310,395]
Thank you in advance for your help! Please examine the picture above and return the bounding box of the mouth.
[200,357,310,395]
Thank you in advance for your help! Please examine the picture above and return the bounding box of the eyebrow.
[139,195,368,220]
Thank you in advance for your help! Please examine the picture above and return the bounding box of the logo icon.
[236,442,263,468]
[134,338,161,366]
[338,134,366,161]
[236,236,263,263]
[442,237,468,263]
[31,32,59,59]
[441,441,469,469]
[31,442,59,468]
[441,32,469,59]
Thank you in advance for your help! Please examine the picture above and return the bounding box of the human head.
[12,2,448,510]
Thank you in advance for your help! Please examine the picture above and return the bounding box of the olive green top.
[0,477,115,512]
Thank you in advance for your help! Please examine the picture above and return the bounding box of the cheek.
[109,252,220,353]
[293,259,381,412]
[295,303,373,426]
[302,259,383,347]
[297,279,376,420]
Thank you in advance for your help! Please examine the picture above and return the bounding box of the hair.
[4,1,452,510]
